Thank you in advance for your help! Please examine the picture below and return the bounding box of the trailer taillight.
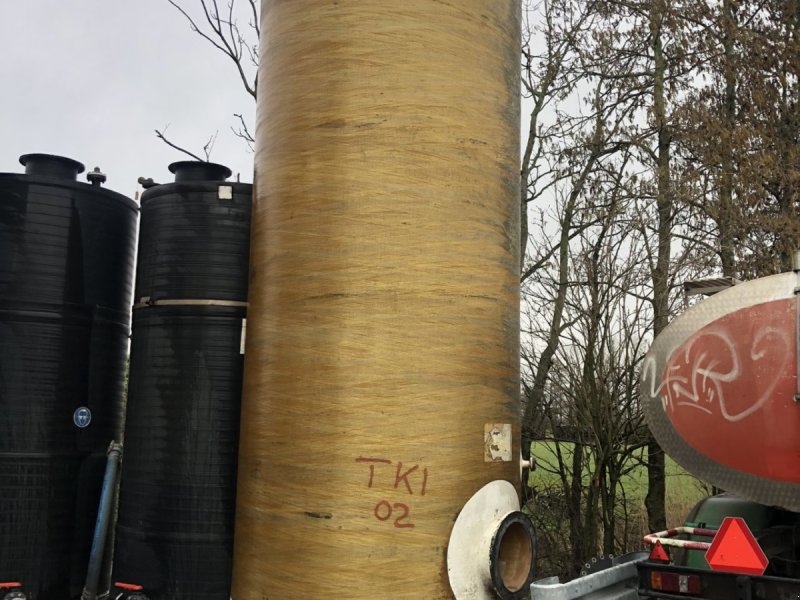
[650,570,701,595]
[114,582,144,591]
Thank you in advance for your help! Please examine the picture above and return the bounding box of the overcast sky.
[0,0,256,197]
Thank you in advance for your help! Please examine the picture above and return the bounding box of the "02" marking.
[373,500,415,529]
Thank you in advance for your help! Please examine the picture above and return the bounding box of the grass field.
[525,440,711,579]
[528,440,709,518]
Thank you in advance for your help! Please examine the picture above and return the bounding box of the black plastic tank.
[113,162,252,600]
[0,154,138,599]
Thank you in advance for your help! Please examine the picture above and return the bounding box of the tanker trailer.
[530,269,800,600]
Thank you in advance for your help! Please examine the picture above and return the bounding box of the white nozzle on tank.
[792,250,800,272]
[519,454,536,486]
[447,481,537,600]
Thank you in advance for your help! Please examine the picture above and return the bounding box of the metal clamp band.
[133,297,248,310]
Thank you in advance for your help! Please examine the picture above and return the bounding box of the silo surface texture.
[233,2,522,599]
[113,162,252,600]
[0,154,137,599]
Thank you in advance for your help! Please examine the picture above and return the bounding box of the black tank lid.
[19,153,85,180]
[168,161,232,182]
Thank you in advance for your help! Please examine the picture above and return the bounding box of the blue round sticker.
[73,407,92,428]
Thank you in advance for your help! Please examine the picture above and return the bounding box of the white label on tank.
[218,185,233,200]
[74,406,92,428]
[484,423,512,462]
[240,318,247,354]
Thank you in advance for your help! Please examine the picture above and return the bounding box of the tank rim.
[19,153,86,180]
[168,160,233,182]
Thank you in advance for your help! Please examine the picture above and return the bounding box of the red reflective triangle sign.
[705,517,769,576]
[649,540,670,562]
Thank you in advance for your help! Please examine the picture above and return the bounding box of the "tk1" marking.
[355,457,429,495]
[354,457,430,529]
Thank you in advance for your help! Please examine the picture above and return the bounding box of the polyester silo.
[0,154,137,599]
[114,162,252,600]
[233,2,529,598]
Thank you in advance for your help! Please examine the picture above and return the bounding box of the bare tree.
[526,162,654,577]
[520,0,601,265]
[523,0,799,581]
[157,0,258,159]
[167,0,258,100]
[676,0,800,278]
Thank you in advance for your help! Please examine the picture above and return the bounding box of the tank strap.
[132,297,248,310]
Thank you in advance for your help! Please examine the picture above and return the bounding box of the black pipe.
[82,442,123,600]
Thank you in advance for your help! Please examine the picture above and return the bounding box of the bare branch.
[249,0,259,38]
[231,113,255,152]
[155,126,205,162]
[166,0,229,56]
[203,130,219,161]
[166,0,257,100]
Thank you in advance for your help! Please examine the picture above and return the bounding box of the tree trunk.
[646,0,670,534]
[568,441,586,577]
[719,0,737,277]
[601,464,618,556]
[521,146,602,452]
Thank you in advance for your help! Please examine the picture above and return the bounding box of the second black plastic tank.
[113,161,252,600]
[0,154,137,599]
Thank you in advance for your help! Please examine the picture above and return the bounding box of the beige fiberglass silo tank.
[232,2,533,599]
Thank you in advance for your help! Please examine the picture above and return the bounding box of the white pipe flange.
[447,480,537,599]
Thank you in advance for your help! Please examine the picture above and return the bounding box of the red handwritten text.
[355,457,429,529]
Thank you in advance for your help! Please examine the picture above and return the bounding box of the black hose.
[82,442,123,600]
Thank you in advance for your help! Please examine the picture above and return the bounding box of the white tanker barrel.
[642,272,800,511]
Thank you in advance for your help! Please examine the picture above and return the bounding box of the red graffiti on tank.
[658,298,799,483]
